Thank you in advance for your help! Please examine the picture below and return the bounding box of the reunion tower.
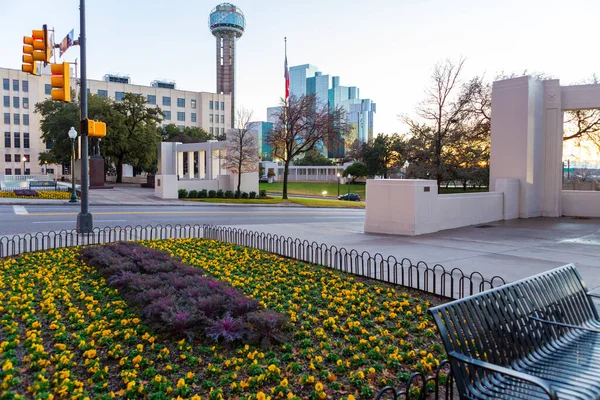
[209,3,245,129]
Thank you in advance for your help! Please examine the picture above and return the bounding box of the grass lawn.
[0,240,445,399]
[261,182,488,199]
[260,182,366,199]
[185,197,365,208]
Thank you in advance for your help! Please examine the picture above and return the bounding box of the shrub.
[249,191,257,199]
[224,190,233,198]
[14,189,39,197]
[247,310,289,348]
[234,190,241,199]
[216,189,224,198]
[188,190,198,198]
[199,189,208,198]
[178,189,188,199]
[80,242,283,343]
[208,190,216,198]
[241,192,249,199]
[259,190,267,198]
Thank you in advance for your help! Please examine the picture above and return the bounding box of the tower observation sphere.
[209,3,245,128]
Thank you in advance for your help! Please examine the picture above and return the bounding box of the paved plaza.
[232,217,600,294]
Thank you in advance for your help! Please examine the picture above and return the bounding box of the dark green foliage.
[343,162,369,182]
[216,189,224,198]
[234,190,241,199]
[208,190,217,198]
[241,192,249,199]
[188,190,198,198]
[178,189,188,199]
[249,191,257,199]
[293,148,334,166]
[259,190,267,198]
[199,189,208,198]
[224,190,233,198]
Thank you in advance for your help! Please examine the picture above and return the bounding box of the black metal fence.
[0,223,506,399]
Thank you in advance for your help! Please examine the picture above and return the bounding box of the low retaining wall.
[561,190,600,217]
[437,192,503,231]
[365,179,506,236]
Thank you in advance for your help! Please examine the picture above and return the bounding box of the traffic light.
[50,62,71,102]
[22,25,51,75]
[87,120,107,138]
[22,36,36,74]
[32,25,52,64]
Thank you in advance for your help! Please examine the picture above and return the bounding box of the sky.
[2,0,600,134]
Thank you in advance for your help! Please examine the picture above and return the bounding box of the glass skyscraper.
[288,64,376,158]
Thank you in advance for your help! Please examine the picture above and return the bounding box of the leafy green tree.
[293,148,334,166]
[36,93,117,166]
[162,124,213,143]
[343,162,368,182]
[102,93,163,183]
[362,134,404,178]
[35,100,79,166]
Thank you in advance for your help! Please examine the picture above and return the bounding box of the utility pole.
[76,0,93,233]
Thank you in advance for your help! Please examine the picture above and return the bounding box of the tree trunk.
[282,161,290,200]
[462,180,467,191]
[116,157,124,184]
[237,159,242,195]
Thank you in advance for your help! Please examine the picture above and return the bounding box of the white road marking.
[13,206,28,215]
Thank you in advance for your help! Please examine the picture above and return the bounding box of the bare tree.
[563,74,600,150]
[402,57,479,189]
[265,94,347,199]
[223,108,259,195]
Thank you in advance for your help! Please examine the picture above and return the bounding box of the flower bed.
[0,190,73,200]
[0,239,445,399]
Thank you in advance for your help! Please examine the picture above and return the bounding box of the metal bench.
[430,264,600,400]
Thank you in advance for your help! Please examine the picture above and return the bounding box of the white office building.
[0,67,232,178]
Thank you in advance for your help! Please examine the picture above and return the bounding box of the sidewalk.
[228,217,600,294]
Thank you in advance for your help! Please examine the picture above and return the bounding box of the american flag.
[284,39,290,99]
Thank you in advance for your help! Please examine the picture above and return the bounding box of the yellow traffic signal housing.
[87,120,107,138]
[32,26,52,64]
[22,36,36,74]
[50,62,71,102]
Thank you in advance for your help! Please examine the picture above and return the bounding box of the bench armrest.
[529,315,600,333]
[449,352,558,400]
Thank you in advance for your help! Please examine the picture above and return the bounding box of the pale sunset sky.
[1,0,600,138]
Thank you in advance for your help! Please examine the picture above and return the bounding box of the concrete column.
[541,80,563,217]
[198,151,205,179]
[212,150,220,178]
[187,152,194,180]
[206,149,213,180]
[177,152,184,179]
[490,76,545,218]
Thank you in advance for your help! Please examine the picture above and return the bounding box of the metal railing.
[0,223,506,399]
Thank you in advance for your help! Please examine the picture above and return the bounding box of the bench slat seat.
[430,264,600,400]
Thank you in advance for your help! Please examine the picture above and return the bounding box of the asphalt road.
[0,204,365,236]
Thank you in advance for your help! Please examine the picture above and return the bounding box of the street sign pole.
[76,0,93,233]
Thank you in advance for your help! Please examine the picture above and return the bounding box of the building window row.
[208,100,226,110]
[115,92,124,102]
[1,80,27,93]
[3,132,29,149]
[177,112,185,122]
[98,90,108,99]
[2,96,29,109]
[147,95,156,105]
[4,168,29,176]
[177,98,185,108]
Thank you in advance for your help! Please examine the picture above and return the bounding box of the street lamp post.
[22,155,28,176]
[337,172,340,197]
[68,127,78,203]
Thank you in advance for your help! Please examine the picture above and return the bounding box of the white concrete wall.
[436,193,503,231]
[365,179,505,236]
[561,191,600,217]
[154,175,178,199]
